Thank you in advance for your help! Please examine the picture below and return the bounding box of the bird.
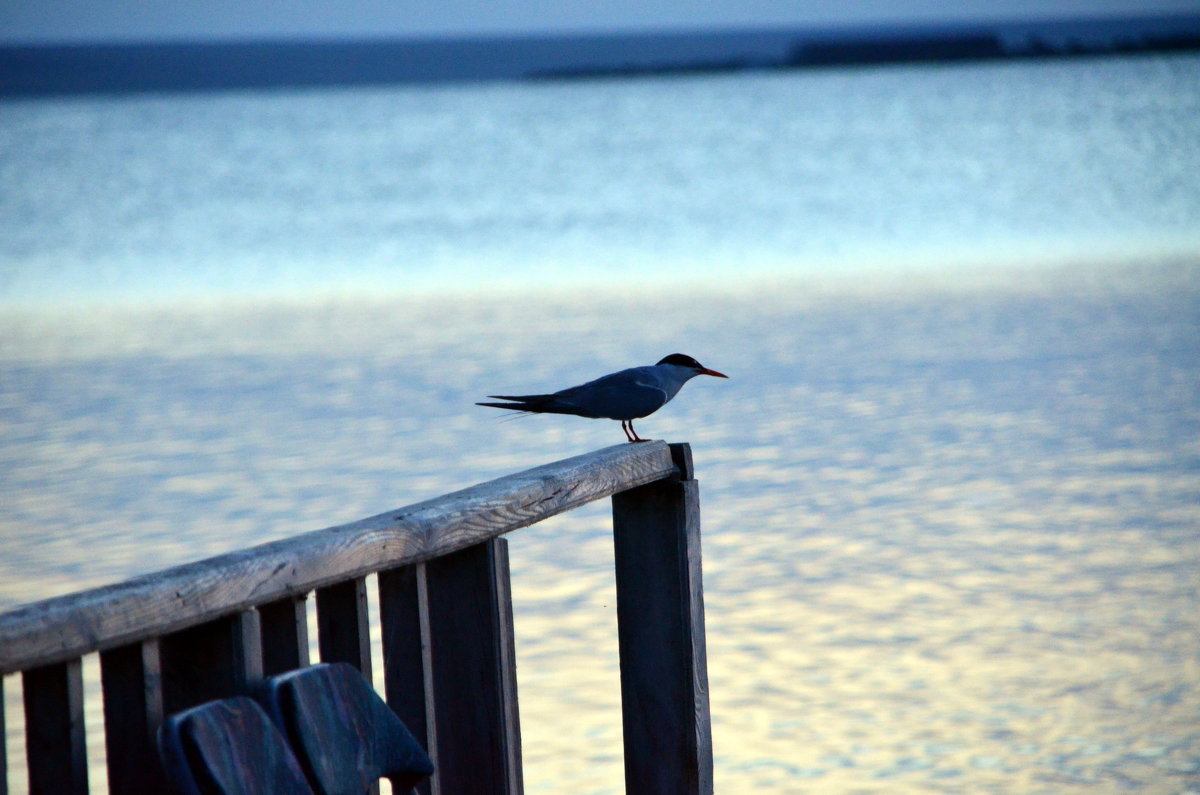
[477,353,728,442]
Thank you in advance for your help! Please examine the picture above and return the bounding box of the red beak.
[699,368,728,378]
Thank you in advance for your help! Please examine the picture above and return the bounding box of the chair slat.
[158,696,314,795]
[264,663,433,795]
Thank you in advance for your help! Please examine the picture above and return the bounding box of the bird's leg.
[620,420,635,443]
[628,420,648,442]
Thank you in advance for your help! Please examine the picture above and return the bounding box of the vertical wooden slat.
[22,658,88,795]
[378,563,439,795]
[611,442,713,795]
[160,610,262,716]
[493,539,523,793]
[1,679,7,795]
[0,677,6,795]
[99,640,166,794]
[259,595,310,676]
[425,539,523,795]
[315,577,373,678]
[315,578,377,795]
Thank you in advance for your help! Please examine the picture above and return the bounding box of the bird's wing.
[551,367,669,420]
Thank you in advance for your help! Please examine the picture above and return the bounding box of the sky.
[2,0,1199,44]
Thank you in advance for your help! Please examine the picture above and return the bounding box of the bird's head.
[656,353,729,379]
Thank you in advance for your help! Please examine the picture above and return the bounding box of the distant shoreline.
[2,14,1199,97]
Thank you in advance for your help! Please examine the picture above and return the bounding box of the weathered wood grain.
[158,696,315,795]
[264,663,434,795]
[23,658,88,795]
[612,443,713,795]
[0,442,678,674]
[426,539,524,795]
[99,640,166,794]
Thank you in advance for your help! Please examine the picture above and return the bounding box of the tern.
[477,353,728,442]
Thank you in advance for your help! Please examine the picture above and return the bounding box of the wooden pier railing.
[0,441,712,795]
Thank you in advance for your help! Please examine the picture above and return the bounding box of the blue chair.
[158,696,316,795]
[263,663,435,795]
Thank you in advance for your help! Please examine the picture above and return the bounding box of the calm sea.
[2,53,1199,793]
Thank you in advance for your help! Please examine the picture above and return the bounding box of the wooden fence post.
[611,442,713,795]
[99,639,166,793]
[425,539,523,795]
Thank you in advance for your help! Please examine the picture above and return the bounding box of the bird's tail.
[476,394,572,414]
[476,401,530,411]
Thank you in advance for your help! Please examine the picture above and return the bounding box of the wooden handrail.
[0,442,678,674]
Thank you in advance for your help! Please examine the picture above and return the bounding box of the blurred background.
[2,1,1199,792]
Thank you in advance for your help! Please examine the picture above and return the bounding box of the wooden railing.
[0,441,712,795]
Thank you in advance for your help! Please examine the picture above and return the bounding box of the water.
[2,54,1198,307]
[2,54,1199,793]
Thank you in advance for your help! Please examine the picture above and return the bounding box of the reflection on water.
[2,263,1199,792]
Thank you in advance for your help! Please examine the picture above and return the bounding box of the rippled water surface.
[3,264,1199,792]
[2,52,1200,793]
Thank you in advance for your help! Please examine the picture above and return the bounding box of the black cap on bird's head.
[656,353,729,378]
